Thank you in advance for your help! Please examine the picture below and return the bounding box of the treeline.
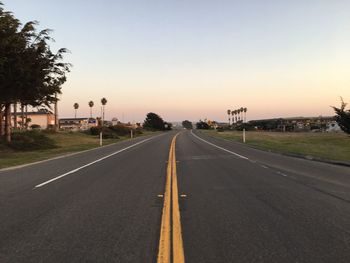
[0,2,70,142]
[143,112,172,130]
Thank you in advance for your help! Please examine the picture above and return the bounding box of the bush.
[90,126,101,136]
[30,124,41,130]
[9,131,57,151]
[109,125,131,136]
[196,121,210,129]
[89,126,119,139]
[102,128,119,139]
[134,128,143,135]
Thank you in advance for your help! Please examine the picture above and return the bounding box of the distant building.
[11,111,55,129]
[326,121,342,132]
[59,117,97,131]
[111,117,119,126]
[249,116,337,132]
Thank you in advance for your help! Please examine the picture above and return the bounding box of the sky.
[4,0,350,122]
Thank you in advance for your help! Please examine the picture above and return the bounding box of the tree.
[164,122,173,130]
[240,107,244,122]
[332,98,350,134]
[101,97,107,126]
[73,103,79,118]
[88,100,94,118]
[182,120,193,129]
[196,120,210,129]
[0,2,70,142]
[227,109,231,126]
[143,112,167,130]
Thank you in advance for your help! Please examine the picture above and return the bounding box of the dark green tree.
[332,98,350,134]
[164,122,172,130]
[182,120,193,129]
[0,2,70,142]
[196,120,210,129]
[143,112,167,130]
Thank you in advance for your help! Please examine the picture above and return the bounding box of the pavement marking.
[190,130,249,160]
[260,165,269,169]
[157,133,185,263]
[277,171,288,177]
[34,136,155,188]
[157,138,173,263]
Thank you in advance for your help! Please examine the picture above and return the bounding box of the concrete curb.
[198,131,350,168]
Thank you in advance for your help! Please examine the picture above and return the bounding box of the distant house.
[59,117,97,131]
[11,111,55,129]
[326,121,342,132]
[111,117,119,126]
[249,116,336,132]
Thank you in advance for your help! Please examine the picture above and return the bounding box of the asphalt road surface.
[1,130,350,262]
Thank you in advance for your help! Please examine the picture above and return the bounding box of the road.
[0,130,350,262]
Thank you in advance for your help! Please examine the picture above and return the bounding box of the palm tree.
[88,101,94,118]
[227,109,231,126]
[240,107,244,123]
[231,110,235,124]
[243,107,247,123]
[101,98,107,126]
[73,103,79,118]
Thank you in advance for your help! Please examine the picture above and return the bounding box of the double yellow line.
[157,134,185,263]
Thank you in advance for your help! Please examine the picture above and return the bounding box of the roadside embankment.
[200,130,350,164]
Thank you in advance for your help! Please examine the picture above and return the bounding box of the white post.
[100,131,103,146]
[243,128,246,143]
[130,129,133,139]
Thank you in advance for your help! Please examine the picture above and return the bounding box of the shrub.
[9,131,56,151]
[109,125,131,136]
[90,126,101,136]
[30,124,41,130]
[89,126,119,139]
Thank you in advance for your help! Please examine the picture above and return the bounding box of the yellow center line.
[157,133,185,263]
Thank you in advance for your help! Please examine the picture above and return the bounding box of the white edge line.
[1,133,161,172]
[35,136,155,188]
[190,130,249,160]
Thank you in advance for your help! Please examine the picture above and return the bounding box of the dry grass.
[0,131,158,169]
[201,130,350,162]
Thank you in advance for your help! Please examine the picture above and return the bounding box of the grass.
[0,130,159,169]
[200,130,350,162]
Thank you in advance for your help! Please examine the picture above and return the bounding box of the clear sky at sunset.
[4,0,350,122]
